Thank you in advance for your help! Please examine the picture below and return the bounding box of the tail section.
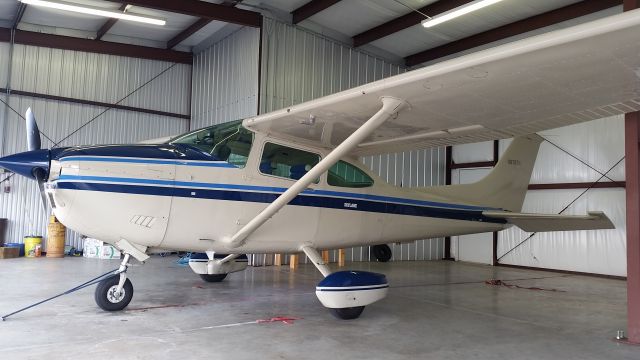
[424,134,544,212]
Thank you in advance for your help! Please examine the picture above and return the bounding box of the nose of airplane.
[0,149,50,180]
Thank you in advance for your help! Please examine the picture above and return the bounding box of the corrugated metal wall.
[451,116,626,276]
[191,27,260,130]
[259,17,446,263]
[0,43,191,249]
[498,116,626,276]
[260,18,404,113]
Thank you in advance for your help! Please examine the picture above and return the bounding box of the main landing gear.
[199,274,227,282]
[302,246,389,320]
[95,254,134,311]
[372,244,392,262]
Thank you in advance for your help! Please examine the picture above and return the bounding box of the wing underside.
[244,9,640,156]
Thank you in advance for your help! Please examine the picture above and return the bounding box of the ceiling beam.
[166,0,242,50]
[353,0,474,47]
[292,0,342,24]
[119,0,261,27]
[96,3,128,40]
[405,0,622,67]
[0,27,192,64]
[166,18,210,49]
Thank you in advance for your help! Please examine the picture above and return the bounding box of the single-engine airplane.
[1,10,639,319]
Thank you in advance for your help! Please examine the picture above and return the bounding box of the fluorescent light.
[422,0,504,28]
[19,0,166,26]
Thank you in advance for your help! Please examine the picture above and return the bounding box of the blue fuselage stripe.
[54,178,505,224]
[56,175,493,211]
[60,156,237,168]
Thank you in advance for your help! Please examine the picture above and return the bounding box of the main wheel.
[94,276,133,311]
[199,273,227,282]
[372,244,392,262]
[330,306,365,320]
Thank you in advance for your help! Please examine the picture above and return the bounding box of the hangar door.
[451,167,493,265]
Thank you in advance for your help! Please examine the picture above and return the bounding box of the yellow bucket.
[24,236,43,258]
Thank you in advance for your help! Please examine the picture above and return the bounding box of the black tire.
[372,244,392,262]
[330,306,365,320]
[199,273,227,282]
[94,276,133,311]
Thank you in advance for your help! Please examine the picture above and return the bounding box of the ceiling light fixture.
[19,0,166,26]
[421,0,504,28]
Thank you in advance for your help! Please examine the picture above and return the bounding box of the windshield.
[168,120,253,166]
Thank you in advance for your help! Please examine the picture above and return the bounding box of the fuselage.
[45,126,506,254]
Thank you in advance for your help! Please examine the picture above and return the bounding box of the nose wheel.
[95,276,133,311]
[94,254,134,311]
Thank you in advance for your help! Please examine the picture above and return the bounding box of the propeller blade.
[25,107,42,152]
[33,167,49,210]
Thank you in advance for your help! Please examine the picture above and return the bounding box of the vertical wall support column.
[624,0,639,344]
[625,111,640,343]
[443,146,453,260]
[492,139,500,265]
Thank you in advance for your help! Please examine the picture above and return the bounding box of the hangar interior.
[0,0,638,359]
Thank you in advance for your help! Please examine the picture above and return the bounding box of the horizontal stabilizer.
[482,211,614,232]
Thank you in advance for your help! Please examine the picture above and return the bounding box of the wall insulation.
[191,26,260,130]
[0,43,191,250]
[451,116,626,276]
[258,17,446,263]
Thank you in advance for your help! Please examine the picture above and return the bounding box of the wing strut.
[224,96,408,248]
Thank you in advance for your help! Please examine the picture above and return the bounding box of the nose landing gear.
[94,254,134,311]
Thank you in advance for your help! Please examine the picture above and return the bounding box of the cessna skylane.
[1,10,639,319]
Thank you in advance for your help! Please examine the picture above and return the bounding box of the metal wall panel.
[451,116,625,275]
[0,42,9,88]
[259,17,446,262]
[497,116,626,276]
[260,17,404,113]
[191,27,260,130]
[0,44,190,250]
[9,45,191,116]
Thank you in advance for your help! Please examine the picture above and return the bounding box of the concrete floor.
[0,256,636,359]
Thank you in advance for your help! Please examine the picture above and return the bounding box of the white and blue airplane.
[1,10,639,319]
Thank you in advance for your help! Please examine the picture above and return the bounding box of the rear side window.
[259,143,320,182]
[328,161,374,188]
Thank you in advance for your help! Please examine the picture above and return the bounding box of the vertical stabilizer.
[423,134,544,212]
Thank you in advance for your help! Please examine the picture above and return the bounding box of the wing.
[482,211,614,232]
[244,9,640,156]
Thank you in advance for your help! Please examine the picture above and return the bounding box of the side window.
[259,142,320,182]
[213,128,253,168]
[328,161,374,188]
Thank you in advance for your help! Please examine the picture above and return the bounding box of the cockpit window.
[328,161,374,188]
[169,120,253,167]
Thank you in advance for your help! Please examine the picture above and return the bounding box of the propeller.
[25,108,48,210]
[26,108,42,152]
